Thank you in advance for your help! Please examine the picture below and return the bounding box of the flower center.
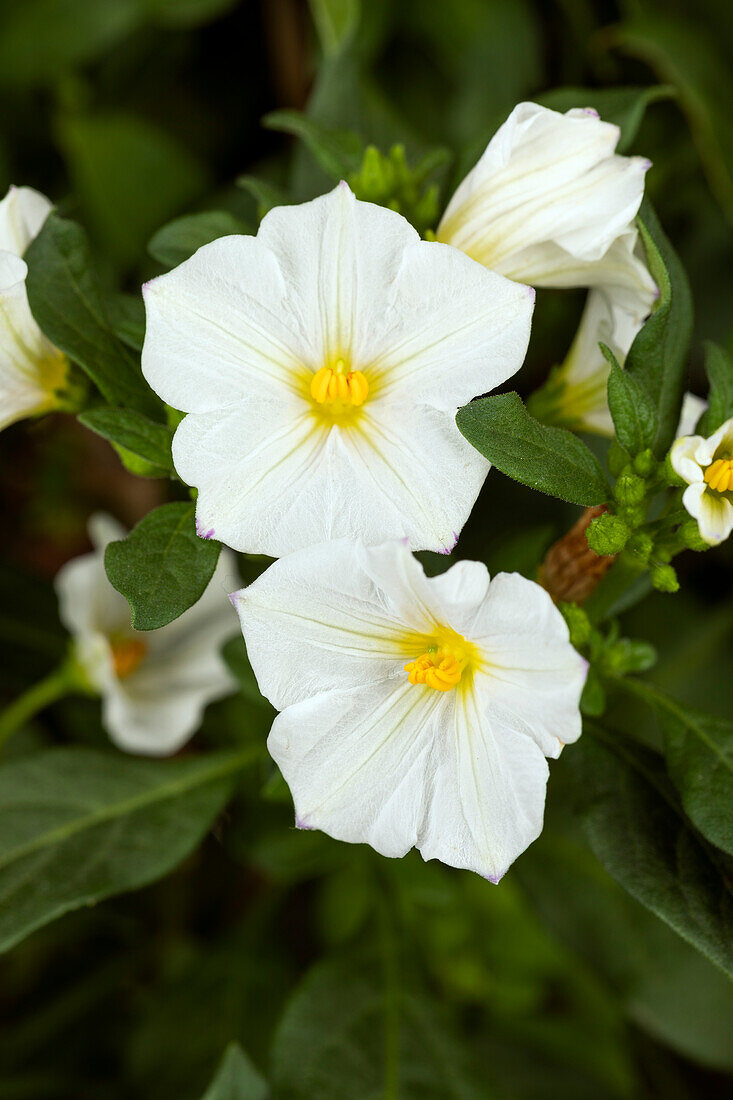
[110,636,147,679]
[404,646,467,692]
[310,357,369,408]
[704,456,733,493]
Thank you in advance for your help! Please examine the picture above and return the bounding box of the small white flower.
[676,392,707,439]
[0,186,71,432]
[671,417,733,545]
[141,182,533,557]
[55,515,239,755]
[437,102,654,294]
[232,539,586,881]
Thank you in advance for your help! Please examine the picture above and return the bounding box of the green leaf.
[625,202,694,454]
[105,502,221,631]
[142,0,239,27]
[236,176,291,217]
[78,407,174,474]
[263,110,364,180]
[699,341,733,435]
[568,724,733,979]
[201,1042,269,1100]
[149,211,251,268]
[0,745,254,954]
[271,955,484,1099]
[24,214,158,415]
[57,109,208,267]
[456,392,610,506]
[537,86,674,153]
[221,637,273,714]
[308,0,360,57]
[604,346,658,455]
[107,292,145,351]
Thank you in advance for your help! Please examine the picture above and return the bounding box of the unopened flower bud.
[650,561,679,592]
[559,602,592,648]
[617,503,646,529]
[607,440,629,478]
[586,513,630,556]
[680,520,711,552]
[633,449,655,478]
[626,531,654,562]
[614,469,647,506]
[664,452,685,486]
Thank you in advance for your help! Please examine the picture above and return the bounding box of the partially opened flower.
[142,182,533,557]
[55,515,239,754]
[232,539,586,881]
[671,417,733,545]
[0,186,74,432]
[437,102,654,294]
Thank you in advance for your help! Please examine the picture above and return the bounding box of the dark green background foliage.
[0,1,732,1097]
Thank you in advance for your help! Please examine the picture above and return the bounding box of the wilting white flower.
[232,539,586,881]
[55,515,239,754]
[142,182,533,557]
[671,417,733,545]
[0,186,72,432]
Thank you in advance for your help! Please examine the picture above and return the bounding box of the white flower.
[0,186,71,432]
[141,182,533,557]
[55,515,239,755]
[437,102,654,294]
[676,392,706,439]
[671,417,733,545]
[232,539,586,881]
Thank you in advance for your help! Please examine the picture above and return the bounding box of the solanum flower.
[0,186,74,431]
[671,417,733,545]
[232,539,586,881]
[437,102,654,293]
[142,182,533,557]
[55,515,239,754]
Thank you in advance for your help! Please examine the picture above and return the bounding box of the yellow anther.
[404,648,465,692]
[704,457,733,494]
[110,637,147,680]
[310,363,369,407]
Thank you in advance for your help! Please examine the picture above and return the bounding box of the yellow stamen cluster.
[310,358,369,407]
[111,637,147,680]
[405,648,464,692]
[704,456,733,494]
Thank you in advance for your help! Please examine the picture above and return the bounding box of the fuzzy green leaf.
[699,341,733,435]
[78,407,173,473]
[105,502,220,630]
[149,211,250,268]
[456,392,610,505]
[604,346,659,455]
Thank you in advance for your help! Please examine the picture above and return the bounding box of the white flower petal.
[676,393,707,439]
[671,434,706,484]
[438,102,649,284]
[0,186,52,256]
[55,539,131,640]
[694,416,733,467]
[682,483,733,546]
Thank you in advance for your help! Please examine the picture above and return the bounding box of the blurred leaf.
[24,214,158,415]
[201,1042,269,1100]
[569,724,733,979]
[625,202,694,454]
[0,0,140,86]
[0,745,252,953]
[57,110,208,267]
[263,110,364,180]
[149,211,250,268]
[612,15,733,222]
[309,0,360,57]
[221,637,272,714]
[271,954,485,1099]
[142,0,240,27]
[105,502,221,631]
[699,341,733,435]
[78,408,174,474]
[236,176,291,217]
[107,292,145,351]
[456,393,610,505]
[604,349,658,455]
[537,86,674,153]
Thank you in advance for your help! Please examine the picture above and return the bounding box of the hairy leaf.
[604,346,658,455]
[78,407,173,473]
[456,392,610,505]
[149,211,250,268]
[105,502,220,630]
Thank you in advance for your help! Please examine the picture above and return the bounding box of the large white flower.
[141,182,534,557]
[232,539,586,881]
[671,417,733,545]
[0,185,72,432]
[55,515,239,755]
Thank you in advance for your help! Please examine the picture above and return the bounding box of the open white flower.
[0,186,72,432]
[232,539,586,881]
[142,182,533,557]
[55,515,239,755]
[437,102,654,293]
[671,417,733,545]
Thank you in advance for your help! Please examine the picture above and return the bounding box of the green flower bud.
[617,503,646,529]
[608,440,630,478]
[680,519,711,552]
[586,513,630,556]
[626,531,654,562]
[650,561,679,592]
[613,468,647,505]
[633,448,655,478]
[559,602,591,648]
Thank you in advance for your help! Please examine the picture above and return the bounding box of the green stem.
[378,884,401,1100]
[0,666,77,751]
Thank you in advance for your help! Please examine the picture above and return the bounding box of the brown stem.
[539,505,616,604]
